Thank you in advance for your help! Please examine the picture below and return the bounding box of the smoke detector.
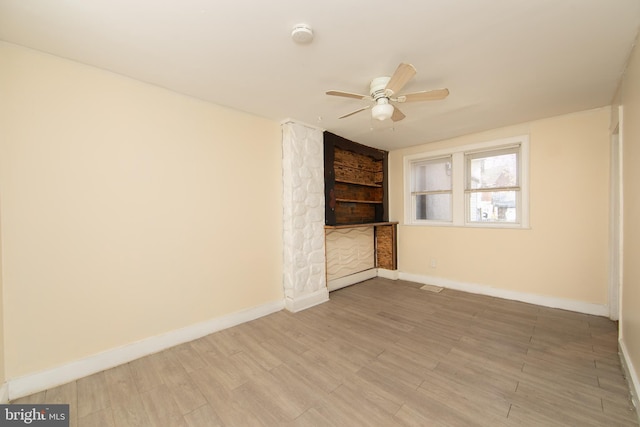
[291,24,314,44]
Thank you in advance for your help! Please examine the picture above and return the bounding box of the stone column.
[281,121,328,312]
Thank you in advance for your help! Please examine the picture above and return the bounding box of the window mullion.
[452,151,465,226]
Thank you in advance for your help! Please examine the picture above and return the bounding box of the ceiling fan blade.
[384,63,417,96]
[326,90,371,100]
[396,88,450,103]
[339,105,370,119]
[391,106,406,122]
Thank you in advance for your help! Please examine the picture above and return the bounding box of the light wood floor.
[12,278,639,426]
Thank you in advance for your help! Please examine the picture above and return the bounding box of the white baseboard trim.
[285,288,329,313]
[620,339,640,415]
[7,299,285,401]
[377,268,399,280]
[0,383,8,403]
[327,269,378,292]
[397,272,609,316]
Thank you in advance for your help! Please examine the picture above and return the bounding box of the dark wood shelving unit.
[324,132,388,226]
[324,132,397,270]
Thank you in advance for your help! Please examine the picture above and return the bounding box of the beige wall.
[0,207,4,388]
[619,36,640,387]
[0,42,283,379]
[389,108,611,304]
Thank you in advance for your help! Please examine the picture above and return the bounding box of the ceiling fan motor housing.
[369,77,394,120]
[370,76,391,100]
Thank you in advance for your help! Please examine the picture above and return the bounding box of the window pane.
[468,152,518,190]
[468,191,518,222]
[412,157,452,192]
[416,193,452,221]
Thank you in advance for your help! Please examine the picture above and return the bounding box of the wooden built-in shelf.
[325,221,398,230]
[335,198,383,204]
[324,132,397,271]
[324,132,388,226]
[335,179,382,188]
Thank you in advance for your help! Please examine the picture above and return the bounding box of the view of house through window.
[466,147,519,223]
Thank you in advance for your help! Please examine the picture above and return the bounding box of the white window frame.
[404,135,530,228]
[410,155,453,223]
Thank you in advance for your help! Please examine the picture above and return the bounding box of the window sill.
[404,222,531,230]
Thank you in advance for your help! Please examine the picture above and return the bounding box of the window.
[466,147,520,224]
[411,156,452,222]
[404,135,529,228]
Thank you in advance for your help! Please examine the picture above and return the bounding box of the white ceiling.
[1,1,639,150]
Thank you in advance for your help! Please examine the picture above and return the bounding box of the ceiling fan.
[326,62,449,122]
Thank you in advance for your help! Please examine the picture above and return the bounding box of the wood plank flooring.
[12,278,639,426]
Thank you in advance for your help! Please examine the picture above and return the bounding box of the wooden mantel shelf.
[324,221,398,230]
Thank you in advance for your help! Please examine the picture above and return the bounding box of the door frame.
[609,106,623,321]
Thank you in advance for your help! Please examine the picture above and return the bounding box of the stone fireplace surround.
[281,121,329,312]
[281,120,398,311]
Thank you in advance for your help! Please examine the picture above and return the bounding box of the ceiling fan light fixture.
[371,98,394,121]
